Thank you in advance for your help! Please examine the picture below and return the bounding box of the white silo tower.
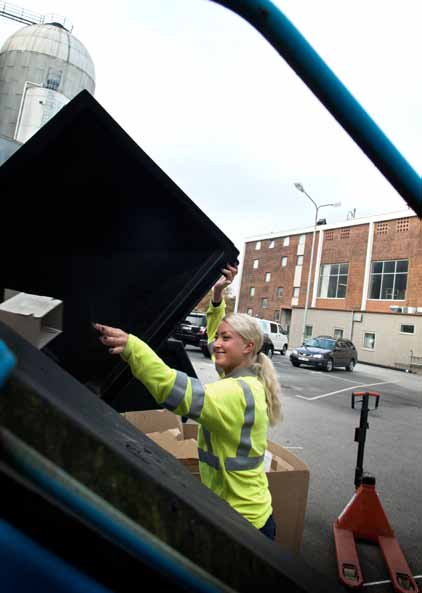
[0,19,95,143]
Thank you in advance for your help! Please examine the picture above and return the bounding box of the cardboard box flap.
[121,409,182,434]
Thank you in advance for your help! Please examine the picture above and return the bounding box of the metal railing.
[0,2,72,31]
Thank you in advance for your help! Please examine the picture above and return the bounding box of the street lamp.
[294,183,341,342]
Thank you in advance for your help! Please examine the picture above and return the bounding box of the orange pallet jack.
[333,391,419,593]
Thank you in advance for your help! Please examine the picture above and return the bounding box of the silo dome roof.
[0,23,95,83]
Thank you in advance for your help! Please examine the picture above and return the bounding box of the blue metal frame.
[0,340,15,389]
[210,0,421,215]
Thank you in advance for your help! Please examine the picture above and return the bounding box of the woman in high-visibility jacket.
[95,275,282,540]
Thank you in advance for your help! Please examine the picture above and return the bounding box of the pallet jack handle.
[351,391,380,489]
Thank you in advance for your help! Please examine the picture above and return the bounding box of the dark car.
[173,311,207,349]
[290,336,357,371]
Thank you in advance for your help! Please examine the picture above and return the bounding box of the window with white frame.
[283,237,289,247]
[297,234,306,256]
[304,325,312,339]
[247,308,253,316]
[253,259,259,269]
[265,272,271,282]
[318,263,349,298]
[274,310,280,321]
[261,298,268,309]
[249,287,255,297]
[363,332,375,350]
[281,256,287,268]
[297,255,303,266]
[277,287,283,298]
[400,324,415,334]
[255,241,261,250]
[334,328,343,339]
[269,240,275,248]
[292,287,300,298]
[369,260,408,300]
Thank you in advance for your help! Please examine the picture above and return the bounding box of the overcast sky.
[1,0,420,262]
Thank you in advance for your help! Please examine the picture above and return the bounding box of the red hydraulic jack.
[333,391,419,593]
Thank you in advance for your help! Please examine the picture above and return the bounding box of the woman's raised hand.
[95,323,129,355]
[213,263,238,301]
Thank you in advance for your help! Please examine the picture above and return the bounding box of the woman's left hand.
[95,323,129,355]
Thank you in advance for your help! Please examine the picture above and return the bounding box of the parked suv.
[290,336,357,371]
[256,319,289,355]
[173,311,207,349]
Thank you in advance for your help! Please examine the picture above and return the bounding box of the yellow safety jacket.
[206,298,226,362]
[122,335,272,529]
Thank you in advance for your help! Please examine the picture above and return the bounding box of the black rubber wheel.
[291,361,300,368]
[266,347,274,359]
[346,359,355,371]
[324,358,334,372]
[281,344,288,355]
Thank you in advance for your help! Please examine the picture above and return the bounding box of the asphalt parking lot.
[187,347,422,593]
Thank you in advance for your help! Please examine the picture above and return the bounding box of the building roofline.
[244,209,417,243]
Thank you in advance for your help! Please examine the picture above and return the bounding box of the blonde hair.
[223,313,282,426]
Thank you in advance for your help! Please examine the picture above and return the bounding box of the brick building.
[236,211,422,370]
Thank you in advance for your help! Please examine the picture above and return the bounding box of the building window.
[340,228,350,240]
[297,255,303,266]
[247,308,253,316]
[292,287,300,298]
[369,260,408,300]
[397,218,409,233]
[304,325,312,339]
[255,241,261,250]
[363,332,375,350]
[274,310,280,321]
[269,240,275,248]
[261,298,268,309]
[283,237,289,247]
[297,234,306,256]
[276,287,283,298]
[400,324,415,334]
[318,263,349,298]
[265,273,271,282]
[253,259,259,269]
[334,328,343,339]
[326,230,334,241]
[249,287,255,297]
[376,222,389,235]
[281,257,287,268]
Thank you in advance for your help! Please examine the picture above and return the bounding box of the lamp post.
[294,183,341,342]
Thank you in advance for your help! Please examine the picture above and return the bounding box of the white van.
[257,319,289,355]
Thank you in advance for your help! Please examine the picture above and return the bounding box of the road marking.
[363,575,421,587]
[284,446,304,450]
[318,374,362,384]
[295,380,400,401]
[292,368,368,384]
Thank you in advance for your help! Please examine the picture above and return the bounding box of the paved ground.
[186,346,422,593]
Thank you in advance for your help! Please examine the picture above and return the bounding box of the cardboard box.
[122,409,309,553]
[121,409,182,434]
[0,292,62,349]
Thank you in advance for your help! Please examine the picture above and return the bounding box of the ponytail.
[224,313,282,426]
[251,352,282,426]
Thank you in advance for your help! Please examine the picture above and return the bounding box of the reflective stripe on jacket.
[122,335,272,529]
